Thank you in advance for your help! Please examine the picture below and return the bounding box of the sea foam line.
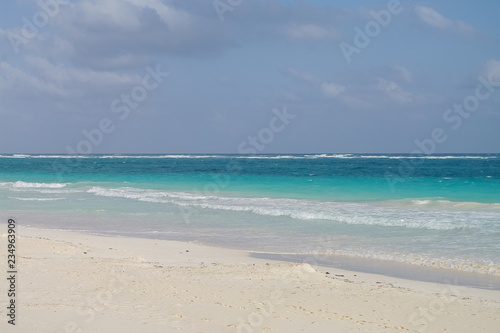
[0,181,68,189]
[8,197,65,201]
[86,186,494,231]
[0,154,496,159]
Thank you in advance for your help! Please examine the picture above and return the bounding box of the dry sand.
[0,227,499,332]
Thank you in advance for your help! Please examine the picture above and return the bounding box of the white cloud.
[284,92,299,101]
[321,82,345,98]
[1,0,348,70]
[79,0,141,30]
[455,20,475,34]
[339,77,416,110]
[286,68,345,99]
[0,57,140,101]
[483,59,500,82]
[394,66,413,83]
[24,56,138,86]
[415,6,452,30]
[124,0,192,29]
[377,78,413,104]
[285,68,321,85]
[284,23,339,40]
[42,0,235,67]
[415,6,474,34]
[341,95,372,110]
[213,111,227,123]
[0,61,69,97]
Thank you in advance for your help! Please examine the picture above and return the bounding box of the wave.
[234,154,355,159]
[377,198,500,211]
[8,188,86,195]
[0,155,89,159]
[233,155,305,159]
[310,154,494,160]
[37,189,85,194]
[0,154,496,160]
[0,154,223,159]
[13,181,67,188]
[8,197,64,201]
[98,155,224,159]
[86,187,495,230]
[0,181,68,189]
[382,155,493,160]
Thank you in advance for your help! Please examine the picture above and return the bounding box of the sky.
[0,0,499,154]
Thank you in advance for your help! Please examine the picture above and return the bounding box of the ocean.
[1,153,499,286]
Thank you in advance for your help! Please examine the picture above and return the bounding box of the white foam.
[98,155,224,159]
[11,181,67,188]
[412,200,431,205]
[37,189,85,194]
[381,198,500,211]
[0,155,87,158]
[388,155,491,159]
[233,155,302,159]
[8,197,64,201]
[85,186,495,231]
[0,154,496,160]
[31,155,87,158]
[0,181,69,190]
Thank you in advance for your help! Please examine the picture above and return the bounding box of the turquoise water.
[1,153,499,277]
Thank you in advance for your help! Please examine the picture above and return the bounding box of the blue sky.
[0,0,499,153]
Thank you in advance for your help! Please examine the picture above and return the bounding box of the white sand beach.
[0,228,499,333]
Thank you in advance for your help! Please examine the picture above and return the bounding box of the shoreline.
[0,227,499,332]
[250,252,500,291]
[19,222,500,291]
